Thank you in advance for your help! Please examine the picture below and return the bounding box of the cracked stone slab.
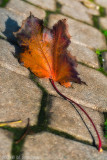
[0,129,13,160]
[37,64,107,112]
[48,96,107,147]
[6,0,46,19]
[69,41,99,68]
[57,0,99,24]
[99,17,107,30]
[0,39,29,76]
[0,67,42,127]
[95,0,107,9]
[27,0,56,11]
[48,14,107,50]
[23,132,107,160]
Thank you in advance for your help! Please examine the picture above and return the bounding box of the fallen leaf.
[14,14,84,87]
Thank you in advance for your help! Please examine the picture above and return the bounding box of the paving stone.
[0,7,45,43]
[23,132,107,160]
[0,8,24,41]
[37,64,107,112]
[69,41,99,68]
[0,67,42,127]
[58,0,99,24]
[0,39,29,76]
[48,14,107,50]
[48,96,107,147]
[95,0,107,9]
[27,0,56,11]
[102,52,107,72]
[0,129,13,160]
[6,0,46,19]
[99,17,107,30]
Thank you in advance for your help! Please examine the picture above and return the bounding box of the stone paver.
[99,17,107,30]
[95,0,107,9]
[0,129,13,160]
[0,7,45,42]
[102,52,107,72]
[69,42,99,68]
[0,67,41,127]
[48,96,107,147]
[27,0,56,11]
[0,8,24,41]
[38,64,107,111]
[6,0,46,19]
[0,39,29,76]
[0,0,107,158]
[23,132,107,160]
[58,0,99,24]
[48,14,107,50]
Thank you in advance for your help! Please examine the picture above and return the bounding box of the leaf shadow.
[2,16,22,58]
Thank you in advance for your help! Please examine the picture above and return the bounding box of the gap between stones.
[0,0,107,158]
[1,72,107,159]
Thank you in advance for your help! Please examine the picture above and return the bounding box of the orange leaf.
[14,14,85,87]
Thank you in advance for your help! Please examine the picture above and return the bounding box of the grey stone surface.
[0,7,45,43]
[99,17,107,30]
[27,0,56,11]
[23,132,107,160]
[60,0,93,24]
[0,39,29,76]
[6,0,46,19]
[0,67,42,127]
[48,14,107,50]
[38,64,107,111]
[48,96,107,147]
[0,8,24,41]
[69,41,99,68]
[102,52,107,72]
[58,0,99,24]
[0,129,13,160]
[95,0,107,8]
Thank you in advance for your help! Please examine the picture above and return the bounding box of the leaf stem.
[15,118,30,144]
[50,79,103,152]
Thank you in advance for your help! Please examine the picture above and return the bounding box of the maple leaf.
[14,14,84,87]
[14,14,102,152]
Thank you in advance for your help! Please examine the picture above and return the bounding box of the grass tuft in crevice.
[103,113,107,139]
[95,49,107,76]
[43,1,62,27]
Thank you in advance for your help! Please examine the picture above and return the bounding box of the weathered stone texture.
[23,132,107,160]
[0,39,29,76]
[0,67,41,127]
[95,0,107,8]
[6,0,46,19]
[27,0,56,11]
[48,96,107,147]
[0,129,13,160]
